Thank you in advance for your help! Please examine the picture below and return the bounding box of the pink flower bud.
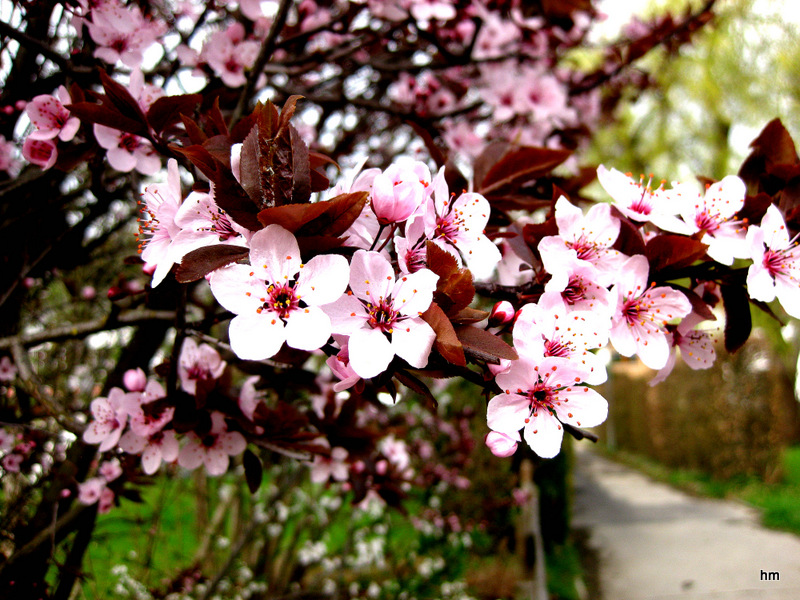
[22,137,57,170]
[123,368,147,392]
[485,431,519,458]
[80,285,96,300]
[489,301,515,326]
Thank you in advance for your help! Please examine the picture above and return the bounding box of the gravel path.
[572,446,800,599]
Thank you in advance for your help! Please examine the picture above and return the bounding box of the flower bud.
[485,431,519,458]
[488,301,515,327]
[123,368,147,392]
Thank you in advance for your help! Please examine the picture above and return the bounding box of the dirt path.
[572,446,800,599]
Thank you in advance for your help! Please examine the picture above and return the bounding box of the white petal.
[523,411,564,459]
[296,254,349,306]
[391,318,435,368]
[348,328,393,379]
[249,224,302,284]
[228,313,286,360]
[284,306,332,351]
[209,264,266,315]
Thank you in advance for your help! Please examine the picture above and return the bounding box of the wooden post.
[516,457,548,600]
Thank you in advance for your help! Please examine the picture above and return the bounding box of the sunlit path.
[573,447,800,599]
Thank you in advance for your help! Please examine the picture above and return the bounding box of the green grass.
[605,446,800,536]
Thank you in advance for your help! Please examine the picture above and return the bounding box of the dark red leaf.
[646,234,708,274]
[290,125,311,204]
[612,209,647,256]
[479,145,572,196]
[98,69,148,133]
[720,283,751,353]
[425,242,474,314]
[421,303,466,367]
[68,101,147,136]
[455,325,517,363]
[257,202,329,232]
[295,192,368,237]
[394,369,438,411]
[146,93,202,136]
[175,244,249,283]
[243,449,263,494]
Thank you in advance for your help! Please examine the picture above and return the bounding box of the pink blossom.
[209,224,350,361]
[201,22,261,88]
[138,159,184,286]
[2,453,23,472]
[472,8,521,60]
[380,435,411,472]
[310,446,349,483]
[538,196,626,286]
[178,412,247,476]
[543,259,614,316]
[597,165,691,234]
[179,338,226,395]
[649,313,717,386]
[0,356,16,382]
[78,477,106,505]
[608,255,693,369]
[325,335,361,392]
[238,376,263,421]
[327,250,438,379]
[488,355,608,458]
[122,380,173,438]
[513,294,609,384]
[408,0,457,22]
[370,161,431,225]
[87,1,166,68]
[170,185,251,264]
[746,204,800,319]
[485,430,519,457]
[119,428,179,474]
[98,487,115,513]
[94,124,160,175]
[26,86,80,142]
[98,458,122,482]
[423,167,501,278]
[83,387,131,452]
[0,135,21,176]
[22,137,57,170]
[673,175,748,265]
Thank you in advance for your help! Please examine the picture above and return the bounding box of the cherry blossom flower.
[83,387,132,452]
[513,294,609,385]
[673,175,748,264]
[0,135,21,177]
[488,355,608,458]
[649,312,717,386]
[87,1,166,68]
[122,380,173,438]
[178,411,247,476]
[2,453,23,473]
[170,185,251,263]
[746,204,800,319]
[538,196,626,286]
[543,258,614,316]
[209,224,350,361]
[608,255,693,370]
[119,428,179,475]
[370,160,430,225]
[98,458,122,482]
[327,250,438,379]
[597,165,690,234]
[0,356,16,382]
[137,159,184,286]
[408,0,457,22]
[26,86,80,142]
[200,22,261,88]
[22,137,57,170]
[94,124,160,175]
[325,335,361,392]
[178,338,227,395]
[77,477,106,505]
[310,446,350,483]
[422,167,501,278]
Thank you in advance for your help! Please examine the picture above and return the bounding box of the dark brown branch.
[232,0,294,124]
